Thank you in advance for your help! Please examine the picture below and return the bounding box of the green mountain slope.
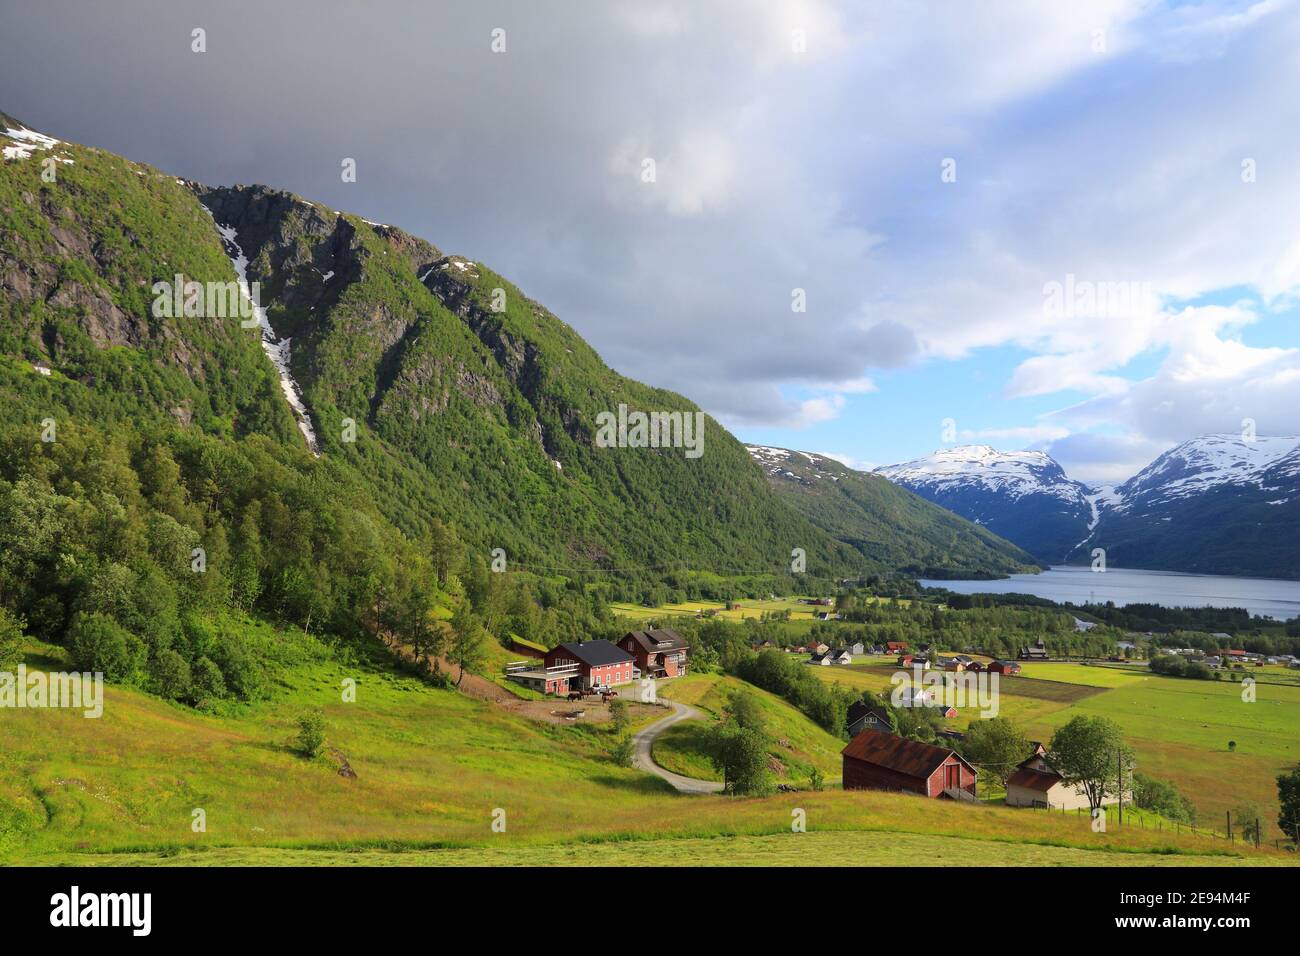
[746,446,1040,578]
[3,111,1029,589]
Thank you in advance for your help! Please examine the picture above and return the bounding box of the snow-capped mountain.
[1090,435,1300,579]
[1111,435,1300,512]
[874,446,1094,563]
[873,435,1300,579]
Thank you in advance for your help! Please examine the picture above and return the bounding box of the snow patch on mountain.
[212,220,321,457]
[746,445,849,485]
[1112,434,1300,511]
[875,445,1087,504]
[2,125,59,161]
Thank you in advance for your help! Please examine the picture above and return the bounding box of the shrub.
[296,712,325,757]
[612,735,635,767]
[149,647,192,700]
[66,612,146,682]
[189,655,227,704]
[0,606,24,671]
[1132,772,1196,824]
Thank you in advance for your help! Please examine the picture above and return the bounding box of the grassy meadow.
[651,673,845,784]
[3,636,1292,866]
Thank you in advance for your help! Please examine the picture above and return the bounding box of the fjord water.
[919,566,1300,621]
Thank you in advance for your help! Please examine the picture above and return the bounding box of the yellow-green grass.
[651,673,845,784]
[22,828,1292,867]
[611,596,909,625]
[1020,673,1300,839]
[476,638,546,699]
[1016,662,1152,688]
[2,650,1292,866]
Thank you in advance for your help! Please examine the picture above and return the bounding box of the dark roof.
[557,640,633,666]
[1007,767,1059,792]
[841,730,974,779]
[623,629,688,653]
[847,701,890,726]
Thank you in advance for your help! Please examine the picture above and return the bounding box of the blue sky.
[3,0,1298,485]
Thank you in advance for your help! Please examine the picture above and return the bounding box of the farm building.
[841,730,977,800]
[508,636,547,659]
[897,686,934,708]
[619,629,689,678]
[846,701,894,736]
[987,660,1021,675]
[886,641,909,653]
[504,662,576,696]
[1005,752,1121,811]
[810,649,848,666]
[543,640,636,692]
[1019,638,1050,661]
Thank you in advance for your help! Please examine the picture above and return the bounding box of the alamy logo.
[151,273,261,324]
[50,886,151,936]
[594,404,705,459]
[1042,274,1154,319]
[890,666,1000,718]
[0,665,103,718]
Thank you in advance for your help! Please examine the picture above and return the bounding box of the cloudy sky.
[3,0,1299,483]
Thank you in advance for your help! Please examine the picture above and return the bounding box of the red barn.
[618,629,689,679]
[988,660,1021,675]
[841,730,977,800]
[544,640,636,692]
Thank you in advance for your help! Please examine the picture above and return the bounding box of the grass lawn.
[652,673,846,785]
[611,596,911,627]
[3,642,1294,866]
[23,828,1293,867]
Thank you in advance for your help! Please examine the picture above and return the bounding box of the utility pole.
[1117,750,1123,827]
[1227,810,1233,843]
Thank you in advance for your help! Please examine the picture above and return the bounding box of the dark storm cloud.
[0,0,894,427]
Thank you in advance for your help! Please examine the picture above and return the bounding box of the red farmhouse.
[543,640,636,692]
[618,629,690,679]
[841,730,977,800]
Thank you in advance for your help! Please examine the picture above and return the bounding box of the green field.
[4,642,1291,866]
[23,828,1291,867]
[652,673,845,784]
[610,595,911,626]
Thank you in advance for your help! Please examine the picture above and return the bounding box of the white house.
[898,686,934,708]
[1005,753,1122,811]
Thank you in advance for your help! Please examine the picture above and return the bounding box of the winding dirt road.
[632,700,724,794]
